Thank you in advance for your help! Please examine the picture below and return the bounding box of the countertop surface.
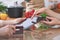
[0,34,23,40]
[0,28,60,40]
[24,28,60,40]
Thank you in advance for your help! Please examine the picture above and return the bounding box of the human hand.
[41,17,60,25]
[31,7,46,18]
[3,18,26,26]
[0,25,16,37]
[13,18,26,24]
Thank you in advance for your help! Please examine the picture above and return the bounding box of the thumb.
[46,17,54,20]
[20,18,26,20]
[41,21,50,24]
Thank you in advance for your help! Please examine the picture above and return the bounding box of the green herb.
[39,13,48,30]
[0,2,7,12]
[40,13,47,19]
[38,23,49,30]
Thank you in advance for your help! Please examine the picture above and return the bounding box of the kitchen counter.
[1,28,60,40]
[24,28,60,40]
[0,34,23,40]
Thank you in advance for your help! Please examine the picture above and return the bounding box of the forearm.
[0,19,17,27]
[57,21,60,25]
[0,20,5,27]
[32,4,40,8]
[4,20,18,25]
[37,7,46,14]
[45,8,60,20]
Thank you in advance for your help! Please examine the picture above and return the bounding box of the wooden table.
[0,34,23,40]
[24,28,60,40]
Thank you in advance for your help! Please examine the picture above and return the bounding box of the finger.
[4,25,14,37]
[36,8,46,14]
[41,21,50,24]
[8,25,15,36]
[10,25,16,33]
[46,18,50,22]
[31,10,37,19]
[31,8,46,19]
[20,18,26,21]
[31,14,35,19]
[46,17,54,20]
[19,18,26,23]
[15,18,26,22]
[35,15,39,17]
[12,26,16,33]
[31,9,40,19]
[8,25,12,37]
[16,18,26,21]
[3,25,10,36]
[7,26,11,37]
[8,29,13,37]
[10,29,14,36]
[7,25,16,33]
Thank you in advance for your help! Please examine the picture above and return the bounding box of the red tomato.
[57,3,60,9]
[28,12,31,18]
[30,9,35,17]
[25,9,35,18]
[25,12,29,18]
[32,9,35,13]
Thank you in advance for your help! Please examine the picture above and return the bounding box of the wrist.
[37,7,46,14]
[57,21,60,25]
[41,7,46,12]
[4,20,18,25]
[0,20,5,27]
[3,20,8,25]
